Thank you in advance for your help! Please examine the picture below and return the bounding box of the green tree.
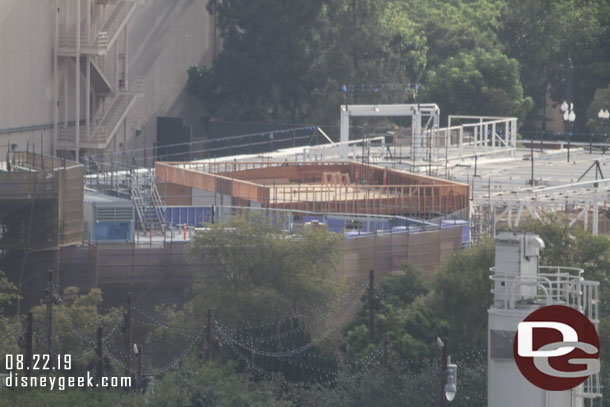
[498,0,605,131]
[586,84,610,133]
[186,214,344,327]
[133,360,290,407]
[0,269,19,356]
[343,265,446,363]
[29,287,122,372]
[189,0,326,124]
[430,238,495,355]
[148,215,344,384]
[189,0,430,126]
[424,48,533,121]
[390,0,503,69]
[296,356,486,407]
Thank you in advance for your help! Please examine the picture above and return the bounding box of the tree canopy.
[186,214,344,327]
[189,0,610,132]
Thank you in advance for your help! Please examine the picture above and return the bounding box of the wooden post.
[383,332,390,369]
[204,309,212,363]
[25,312,33,378]
[136,344,143,390]
[45,269,54,352]
[368,270,375,340]
[125,292,133,386]
[96,327,103,385]
[440,337,448,407]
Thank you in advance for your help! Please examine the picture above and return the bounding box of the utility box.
[83,190,134,243]
[493,232,544,308]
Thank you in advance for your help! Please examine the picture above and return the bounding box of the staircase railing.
[130,170,148,231]
[130,168,166,232]
[149,169,166,229]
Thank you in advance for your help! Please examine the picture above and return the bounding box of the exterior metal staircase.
[58,90,139,150]
[58,0,141,56]
[131,169,166,232]
[56,0,145,157]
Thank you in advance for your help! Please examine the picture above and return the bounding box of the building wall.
[125,0,217,151]
[0,0,56,154]
[0,0,216,158]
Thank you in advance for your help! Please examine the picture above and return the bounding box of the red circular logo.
[513,305,600,391]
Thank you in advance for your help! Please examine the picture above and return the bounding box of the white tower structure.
[488,232,601,407]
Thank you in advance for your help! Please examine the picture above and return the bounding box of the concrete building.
[0,0,217,161]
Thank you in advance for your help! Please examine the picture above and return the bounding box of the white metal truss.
[339,103,440,160]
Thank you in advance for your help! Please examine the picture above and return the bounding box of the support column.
[114,34,119,89]
[75,0,81,162]
[459,127,463,147]
[491,202,496,237]
[512,119,517,148]
[492,123,496,147]
[124,24,129,90]
[473,126,478,149]
[53,0,59,156]
[340,109,349,160]
[584,201,590,231]
[86,57,90,139]
[484,124,489,150]
[505,121,509,148]
[86,0,90,143]
[413,108,422,160]
[593,200,599,235]
[64,63,68,130]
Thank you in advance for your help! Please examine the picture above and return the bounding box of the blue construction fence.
[157,205,470,246]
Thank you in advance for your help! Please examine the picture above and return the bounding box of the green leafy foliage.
[186,214,344,327]
[28,287,122,372]
[188,0,610,133]
[0,269,19,356]
[424,48,533,121]
[431,239,495,354]
[343,265,446,363]
[586,84,610,132]
[132,361,290,407]
[497,0,607,131]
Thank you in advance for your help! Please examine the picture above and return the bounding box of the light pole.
[599,109,609,152]
[561,101,575,162]
[437,337,458,405]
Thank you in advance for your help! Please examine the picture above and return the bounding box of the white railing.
[489,266,599,317]
[447,115,518,149]
[58,92,137,149]
[90,54,117,91]
[58,0,137,54]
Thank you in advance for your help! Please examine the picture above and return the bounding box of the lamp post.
[561,101,575,162]
[437,337,458,405]
[599,109,609,152]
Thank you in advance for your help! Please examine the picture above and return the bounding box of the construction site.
[3,89,610,315]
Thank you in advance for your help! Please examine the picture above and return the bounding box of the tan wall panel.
[158,181,191,206]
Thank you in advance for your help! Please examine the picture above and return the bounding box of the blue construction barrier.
[164,206,213,227]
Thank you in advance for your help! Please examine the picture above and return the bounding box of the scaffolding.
[0,152,83,314]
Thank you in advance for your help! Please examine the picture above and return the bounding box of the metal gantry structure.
[54,0,144,161]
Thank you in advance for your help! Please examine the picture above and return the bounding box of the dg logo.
[513,305,600,391]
